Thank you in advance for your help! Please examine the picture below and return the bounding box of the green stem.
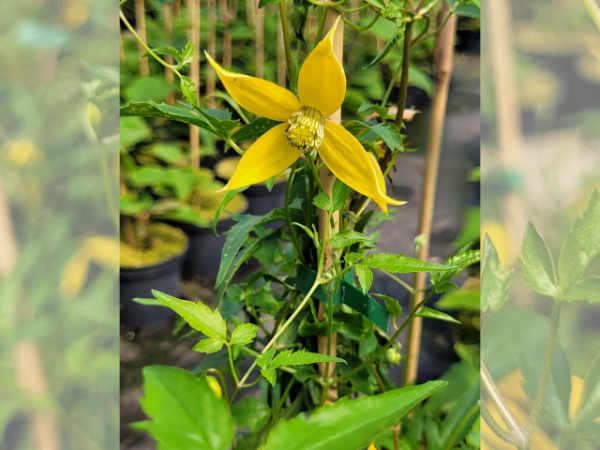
[314,6,329,48]
[336,3,370,13]
[393,20,413,130]
[524,300,562,440]
[306,0,346,6]
[286,161,307,265]
[381,270,415,294]
[119,10,181,77]
[381,60,403,107]
[304,154,326,193]
[278,1,295,86]
[410,15,430,45]
[343,13,380,32]
[227,344,240,385]
[274,377,296,417]
[582,0,600,33]
[480,393,519,445]
[481,361,527,449]
[328,292,431,386]
[412,11,453,46]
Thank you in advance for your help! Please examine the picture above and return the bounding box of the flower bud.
[207,376,222,398]
[386,348,401,365]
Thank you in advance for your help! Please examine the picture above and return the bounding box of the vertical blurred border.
[482,0,600,448]
[0,0,119,449]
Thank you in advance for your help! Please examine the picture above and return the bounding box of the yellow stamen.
[284,105,325,151]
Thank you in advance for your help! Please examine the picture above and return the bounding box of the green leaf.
[232,397,271,432]
[180,76,198,106]
[331,179,353,212]
[261,368,277,387]
[153,291,227,342]
[359,332,378,357]
[230,323,259,346]
[374,294,403,318]
[269,349,346,370]
[481,234,514,314]
[344,252,364,265]
[370,123,400,152]
[258,0,281,7]
[562,276,600,302]
[312,192,331,211]
[362,253,457,273]
[120,116,151,149]
[435,288,480,312]
[452,4,480,18]
[257,348,277,369]
[363,28,399,69]
[558,190,600,295]
[231,117,281,141]
[193,337,224,354]
[431,249,481,292]
[147,143,185,165]
[578,349,600,424]
[261,381,446,450]
[132,366,234,450]
[121,101,209,128]
[180,41,195,66]
[331,230,372,249]
[434,381,480,450]
[416,307,461,324]
[518,222,558,297]
[211,188,248,236]
[355,265,373,294]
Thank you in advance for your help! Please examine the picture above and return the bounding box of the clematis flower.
[205,18,404,213]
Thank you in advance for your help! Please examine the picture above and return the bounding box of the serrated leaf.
[231,397,271,432]
[331,230,372,249]
[261,381,446,450]
[518,222,558,297]
[230,323,259,346]
[121,101,210,129]
[362,253,457,273]
[193,337,224,354]
[153,290,227,342]
[355,265,373,294]
[261,368,277,387]
[180,76,198,106]
[257,348,277,369]
[331,179,353,212]
[180,41,195,66]
[344,252,364,265]
[374,294,403,318]
[312,192,331,211]
[481,234,513,314]
[269,349,346,369]
[558,190,600,296]
[431,249,480,291]
[132,366,234,450]
[416,307,461,324]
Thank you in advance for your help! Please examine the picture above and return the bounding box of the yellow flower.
[368,442,377,450]
[205,18,404,213]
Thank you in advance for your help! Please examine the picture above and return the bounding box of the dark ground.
[119,52,480,449]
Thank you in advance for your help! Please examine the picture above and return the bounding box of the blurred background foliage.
[0,0,119,449]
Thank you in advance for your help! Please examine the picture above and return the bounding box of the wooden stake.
[0,174,61,450]
[245,0,255,26]
[255,0,264,79]
[163,2,176,105]
[135,0,150,76]
[219,0,232,68]
[403,6,457,387]
[487,0,526,257]
[317,9,344,405]
[187,0,201,167]
[119,30,125,63]
[207,0,217,107]
[277,9,286,87]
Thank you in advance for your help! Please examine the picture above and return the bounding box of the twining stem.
[412,11,452,46]
[226,344,240,385]
[393,21,413,130]
[582,0,600,33]
[303,154,326,193]
[524,300,562,439]
[204,368,229,400]
[343,13,380,32]
[278,1,295,86]
[315,6,329,47]
[480,400,518,446]
[481,361,526,448]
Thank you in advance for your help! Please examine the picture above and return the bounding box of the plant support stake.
[135,0,150,76]
[187,0,201,167]
[403,4,457,387]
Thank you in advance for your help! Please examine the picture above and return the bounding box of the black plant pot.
[245,182,287,216]
[120,248,187,327]
[166,217,238,282]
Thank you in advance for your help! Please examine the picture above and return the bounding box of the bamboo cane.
[207,0,217,107]
[120,31,125,63]
[219,0,232,68]
[0,174,61,450]
[277,7,286,87]
[187,0,201,167]
[487,0,525,259]
[231,0,238,22]
[174,0,181,18]
[245,0,255,25]
[135,0,150,76]
[255,0,264,79]
[317,9,344,405]
[163,2,176,105]
[402,5,457,387]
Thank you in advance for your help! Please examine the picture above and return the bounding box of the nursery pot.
[245,182,287,216]
[120,247,187,327]
[165,217,237,281]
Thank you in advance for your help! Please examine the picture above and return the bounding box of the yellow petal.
[297,17,346,118]
[319,121,405,211]
[367,152,392,214]
[205,52,301,121]
[217,124,302,191]
[368,442,377,450]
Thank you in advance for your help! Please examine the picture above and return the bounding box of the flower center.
[284,106,325,151]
